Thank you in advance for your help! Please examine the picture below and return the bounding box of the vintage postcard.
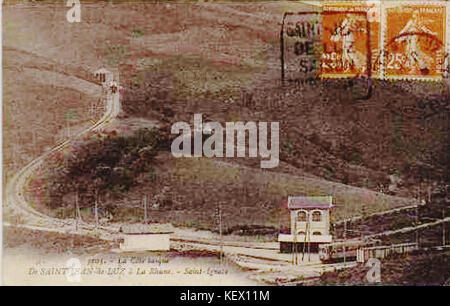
[2,0,449,290]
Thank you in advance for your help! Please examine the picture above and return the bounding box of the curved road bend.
[5,77,121,232]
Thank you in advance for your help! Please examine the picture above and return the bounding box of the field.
[3,1,448,236]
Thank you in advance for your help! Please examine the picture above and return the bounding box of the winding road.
[5,73,121,233]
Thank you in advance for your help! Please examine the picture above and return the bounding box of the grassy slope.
[318,249,450,286]
[4,2,446,232]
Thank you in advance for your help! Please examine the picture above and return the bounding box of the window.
[313,231,322,235]
[297,211,307,222]
[312,211,322,222]
[298,231,306,235]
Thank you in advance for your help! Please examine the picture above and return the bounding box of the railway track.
[366,216,450,239]
[333,202,424,226]
[5,74,121,232]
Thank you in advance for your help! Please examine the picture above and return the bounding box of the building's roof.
[121,223,174,234]
[287,196,333,210]
[94,68,111,74]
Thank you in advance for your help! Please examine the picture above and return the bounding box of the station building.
[278,196,333,253]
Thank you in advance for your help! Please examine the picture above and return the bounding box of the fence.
[357,242,418,263]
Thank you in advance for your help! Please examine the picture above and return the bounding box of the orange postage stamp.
[384,3,447,80]
[320,1,381,79]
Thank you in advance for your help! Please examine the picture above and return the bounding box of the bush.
[44,127,160,209]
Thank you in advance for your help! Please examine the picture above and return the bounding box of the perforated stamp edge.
[380,1,448,82]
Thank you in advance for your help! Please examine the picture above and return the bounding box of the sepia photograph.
[1,0,449,289]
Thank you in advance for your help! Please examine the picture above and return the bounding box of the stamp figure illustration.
[322,1,381,78]
[321,11,369,78]
[384,4,447,80]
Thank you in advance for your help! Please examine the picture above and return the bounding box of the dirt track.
[4,71,121,231]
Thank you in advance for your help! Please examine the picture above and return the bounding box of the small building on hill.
[94,68,112,84]
[119,223,173,252]
[278,196,333,253]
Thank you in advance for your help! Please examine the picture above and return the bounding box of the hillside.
[3,2,447,232]
[318,248,450,286]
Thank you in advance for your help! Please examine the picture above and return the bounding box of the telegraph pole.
[95,189,99,228]
[343,219,347,266]
[343,201,347,267]
[443,207,446,246]
[143,195,147,224]
[75,191,80,231]
[219,202,223,265]
[415,205,419,246]
[215,203,224,265]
